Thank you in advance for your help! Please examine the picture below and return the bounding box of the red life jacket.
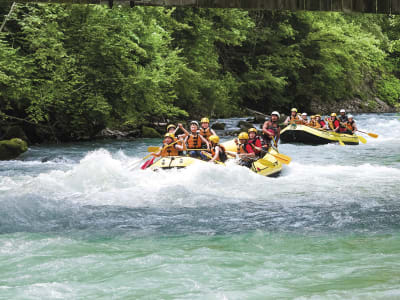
[248,137,262,154]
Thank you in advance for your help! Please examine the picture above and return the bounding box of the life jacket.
[160,143,179,157]
[248,137,262,154]
[199,127,212,140]
[308,120,317,127]
[318,120,326,128]
[187,133,202,149]
[346,120,355,132]
[289,115,302,124]
[237,143,251,154]
[314,120,321,128]
[328,119,340,130]
[211,144,227,162]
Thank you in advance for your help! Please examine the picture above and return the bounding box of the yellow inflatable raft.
[280,124,359,145]
[221,139,283,177]
[149,139,283,177]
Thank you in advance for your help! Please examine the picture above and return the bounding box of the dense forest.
[0,3,399,142]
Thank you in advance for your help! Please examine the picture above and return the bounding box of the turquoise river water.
[1,113,400,299]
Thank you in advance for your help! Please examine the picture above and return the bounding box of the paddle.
[336,136,345,146]
[201,151,225,165]
[356,135,367,144]
[140,156,155,169]
[269,152,291,164]
[270,136,291,164]
[357,130,379,138]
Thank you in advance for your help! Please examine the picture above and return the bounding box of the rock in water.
[0,138,28,160]
[211,122,226,130]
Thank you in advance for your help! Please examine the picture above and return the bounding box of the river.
[1,113,399,299]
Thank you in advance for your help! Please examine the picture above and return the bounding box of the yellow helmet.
[248,128,258,133]
[167,124,176,131]
[200,117,209,123]
[315,114,321,118]
[310,115,316,119]
[164,133,175,139]
[291,108,298,112]
[209,135,219,144]
[238,132,249,140]
[331,113,337,117]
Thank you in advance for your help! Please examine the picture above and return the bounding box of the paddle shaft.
[357,130,378,138]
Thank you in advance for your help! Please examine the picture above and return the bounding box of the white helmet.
[302,112,307,116]
[271,111,280,118]
[348,114,353,119]
[340,109,346,113]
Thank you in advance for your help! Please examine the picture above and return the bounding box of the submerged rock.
[238,120,254,132]
[0,138,28,160]
[211,122,226,130]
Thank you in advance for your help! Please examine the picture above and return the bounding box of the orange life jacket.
[160,144,179,157]
[187,133,202,149]
[314,120,322,128]
[237,143,252,154]
[346,120,355,131]
[199,128,212,140]
[289,115,302,124]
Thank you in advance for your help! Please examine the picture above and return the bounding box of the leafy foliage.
[0,5,399,142]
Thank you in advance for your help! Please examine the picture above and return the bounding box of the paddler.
[284,108,301,125]
[205,135,227,163]
[338,109,348,123]
[166,123,189,140]
[327,113,340,132]
[152,133,185,157]
[345,115,357,134]
[301,112,308,125]
[248,128,264,157]
[199,117,216,148]
[307,115,317,127]
[315,114,326,129]
[184,121,209,159]
[262,111,281,147]
[229,132,256,168]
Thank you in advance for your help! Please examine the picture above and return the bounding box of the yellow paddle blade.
[271,153,291,165]
[357,135,367,144]
[368,132,379,138]
[337,137,345,146]
[147,146,161,152]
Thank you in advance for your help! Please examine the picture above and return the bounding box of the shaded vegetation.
[0,4,399,142]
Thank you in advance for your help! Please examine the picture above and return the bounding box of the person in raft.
[205,135,227,163]
[166,123,189,141]
[262,111,281,147]
[184,121,210,159]
[228,132,256,168]
[345,115,357,134]
[315,114,327,129]
[307,115,317,127]
[338,109,348,123]
[248,128,264,158]
[284,108,301,125]
[199,117,217,148]
[152,133,185,157]
[327,113,340,132]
